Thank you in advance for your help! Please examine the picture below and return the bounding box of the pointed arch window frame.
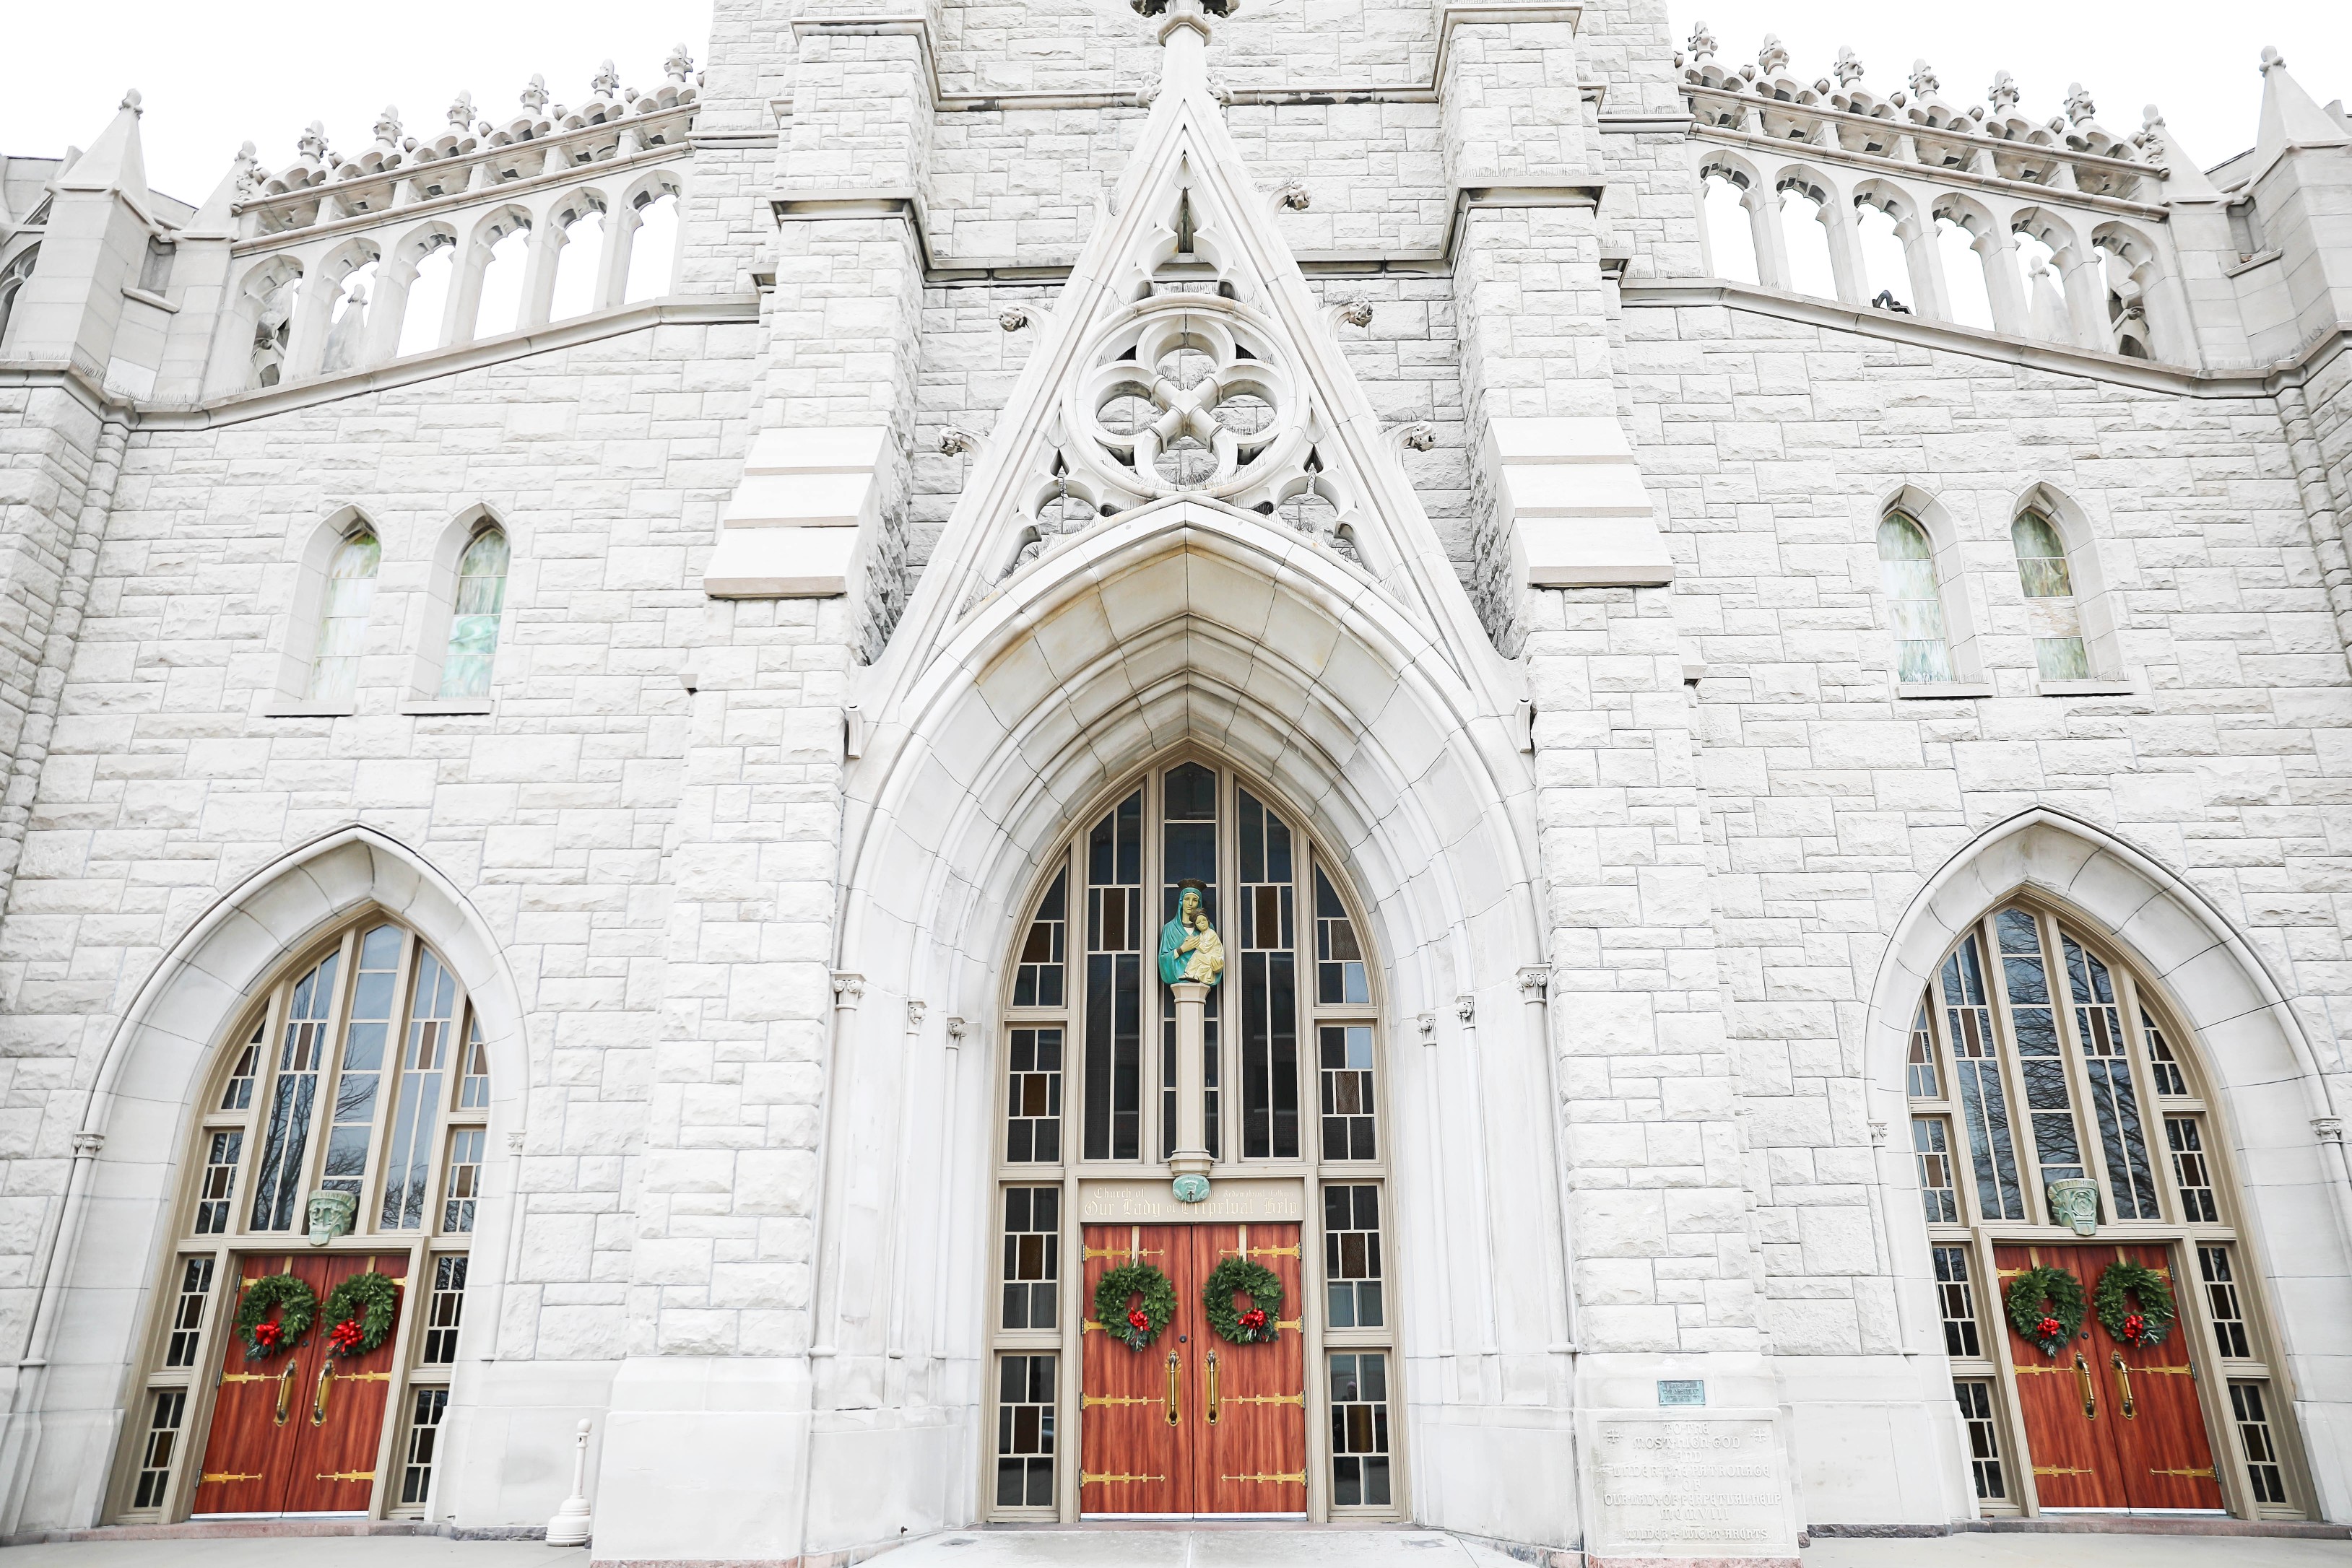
[108,910,493,1523]
[268,510,384,715]
[1875,493,1987,696]
[1900,894,2311,1519]
[985,752,1407,1524]
[2008,489,2130,694]
[404,507,514,713]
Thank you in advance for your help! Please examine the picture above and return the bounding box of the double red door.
[1080,1223,1306,1517]
[193,1252,407,1516]
[1997,1242,2222,1512]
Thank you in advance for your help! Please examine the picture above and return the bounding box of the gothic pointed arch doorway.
[1903,896,2314,1520]
[105,910,494,1523]
[981,753,1402,1523]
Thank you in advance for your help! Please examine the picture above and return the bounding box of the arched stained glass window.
[988,759,1397,1522]
[1905,902,2303,1520]
[1877,511,1952,682]
[307,529,381,705]
[118,915,490,1523]
[439,527,510,699]
[2012,510,2089,680]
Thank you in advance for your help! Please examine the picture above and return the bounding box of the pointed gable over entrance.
[865,0,1510,711]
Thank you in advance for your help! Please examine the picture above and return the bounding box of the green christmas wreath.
[1093,1262,1177,1352]
[2004,1265,2087,1360]
[233,1273,318,1362]
[319,1271,402,1359]
[1202,1255,1284,1346]
[2094,1260,2177,1350]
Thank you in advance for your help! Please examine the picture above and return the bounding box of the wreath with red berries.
[1093,1262,1177,1352]
[2003,1264,2087,1359]
[318,1271,402,1359]
[233,1273,318,1362]
[2093,1260,2176,1349]
[1202,1255,1284,1346]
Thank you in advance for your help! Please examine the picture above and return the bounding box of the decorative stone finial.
[298,121,329,163]
[121,89,144,116]
[1988,71,2019,111]
[665,42,697,84]
[520,74,550,112]
[1757,35,1789,79]
[1134,0,1231,45]
[1908,59,1940,97]
[373,105,404,145]
[2260,45,2286,77]
[448,90,476,129]
[1687,21,1717,63]
[2063,82,2096,124]
[1833,47,1864,88]
[593,59,622,99]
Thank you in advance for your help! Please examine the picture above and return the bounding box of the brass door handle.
[2111,1353,2136,1420]
[313,1363,334,1427]
[1165,1352,1179,1427]
[1207,1351,1220,1426]
[274,1363,296,1427]
[2073,1352,2096,1419]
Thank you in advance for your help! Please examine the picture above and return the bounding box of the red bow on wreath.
[1240,1308,1267,1332]
[2035,1315,2062,1341]
[1127,1307,1150,1330]
[2122,1312,2145,1341]
[329,1318,364,1354]
[253,1320,282,1349]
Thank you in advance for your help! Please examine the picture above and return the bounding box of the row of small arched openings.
[1698,150,2171,362]
[225,170,684,395]
[290,505,513,708]
[1874,485,2114,687]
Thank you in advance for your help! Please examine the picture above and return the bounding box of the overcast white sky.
[1,1,2344,206]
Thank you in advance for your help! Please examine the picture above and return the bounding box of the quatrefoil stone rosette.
[1063,295,1309,510]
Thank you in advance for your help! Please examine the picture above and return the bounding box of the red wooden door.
[193,1252,406,1517]
[1193,1224,1307,1516]
[2096,1242,2223,1511]
[1995,1244,2128,1510]
[1080,1225,1191,1515]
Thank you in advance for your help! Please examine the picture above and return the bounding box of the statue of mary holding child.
[1157,878,1225,987]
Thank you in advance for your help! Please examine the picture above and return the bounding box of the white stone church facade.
[0,0,2348,1559]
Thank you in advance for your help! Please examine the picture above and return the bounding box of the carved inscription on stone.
[1078,1179,1303,1225]
[1587,1416,1788,1554]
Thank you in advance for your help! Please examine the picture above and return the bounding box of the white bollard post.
[545,1418,593,1547]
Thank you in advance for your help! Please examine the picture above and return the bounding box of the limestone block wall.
[0,316,760,1379]
[1618,297,2352,1519]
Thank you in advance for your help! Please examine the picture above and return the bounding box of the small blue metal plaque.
[1656,1379,1706,1408]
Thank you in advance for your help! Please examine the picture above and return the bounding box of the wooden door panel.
[1080,1225,1190,1515]
[1194,1224,1307,1517]
[192,1254,307,1516]
[1995,1245,2128,1510]
[280,1253,407,1513]
[2099,1243,2224,1512]
[191,1252,404,1518]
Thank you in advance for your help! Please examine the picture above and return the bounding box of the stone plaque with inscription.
[1578,1411,1797,1564]
[1077,1178,1303,1226]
